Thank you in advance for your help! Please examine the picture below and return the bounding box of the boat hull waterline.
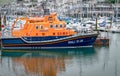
[1,33,98,49]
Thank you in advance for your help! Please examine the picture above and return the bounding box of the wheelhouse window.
[40,25,43,29]
[50,24,53,28]
[60,24,62,28]
[55,25,58,28]
[36,25,38,29]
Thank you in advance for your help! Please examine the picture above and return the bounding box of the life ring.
[63,32,65,35]
[59,32,62,35]
[57,32,59,35]
[26,33,29,36]
[66,32,68,35]
[36,33,38,36]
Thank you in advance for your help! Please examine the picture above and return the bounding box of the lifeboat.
[1,13,98,49]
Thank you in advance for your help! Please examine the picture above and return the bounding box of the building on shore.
[0,0,120,18]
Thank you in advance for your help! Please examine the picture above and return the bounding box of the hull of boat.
[1,34,98,49]
[110,29,120,33]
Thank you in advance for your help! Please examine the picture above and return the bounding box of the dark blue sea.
[0,33,120,76]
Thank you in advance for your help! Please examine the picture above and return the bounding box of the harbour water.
[0,32,120,76]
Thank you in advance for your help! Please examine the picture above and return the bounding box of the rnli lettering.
[68,40,83,44]
[68,41,75,44]
[76,40,83,43]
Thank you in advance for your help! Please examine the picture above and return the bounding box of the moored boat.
[1,13,98,50]
[109,23,120,33]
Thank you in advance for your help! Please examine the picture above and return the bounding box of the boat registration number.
[68,40,83,44]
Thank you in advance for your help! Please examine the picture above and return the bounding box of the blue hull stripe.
[2,34,98,49]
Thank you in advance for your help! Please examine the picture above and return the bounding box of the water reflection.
[1,33,120,76]
[0,48,98,76]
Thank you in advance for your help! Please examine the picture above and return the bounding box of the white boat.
[110,23,120,33]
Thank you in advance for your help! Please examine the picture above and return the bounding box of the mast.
[115,0,118,18]
[41,0,50,15]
